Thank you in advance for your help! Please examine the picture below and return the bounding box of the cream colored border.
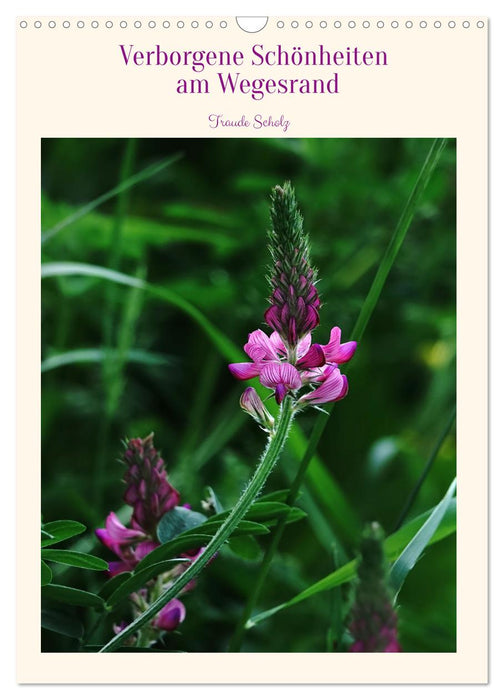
[17,15,487,683]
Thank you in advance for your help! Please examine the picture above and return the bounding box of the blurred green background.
[41,138,456,652]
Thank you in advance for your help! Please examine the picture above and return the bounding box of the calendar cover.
[17,14,487,683]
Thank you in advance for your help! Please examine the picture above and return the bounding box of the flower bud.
[239,387,275,430]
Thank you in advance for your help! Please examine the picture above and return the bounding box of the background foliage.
[41,137,456,652]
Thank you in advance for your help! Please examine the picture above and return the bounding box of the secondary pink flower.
[122,434,180,536]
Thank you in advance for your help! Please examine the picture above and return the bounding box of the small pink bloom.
[322,327,357,364]
[298,366,348,405]
[153,599,186,631]
[240,387,275,429]
[259,362,302,404]
[95,512,146,558]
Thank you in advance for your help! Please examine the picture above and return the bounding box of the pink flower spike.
[154,599,186,631]
[299,366,347,405]
[322,327,357,364]
[228,362,261,380]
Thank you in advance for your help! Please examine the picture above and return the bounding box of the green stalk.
[393,405,456,531]
[98,397,296,653]
[229,138,448,649]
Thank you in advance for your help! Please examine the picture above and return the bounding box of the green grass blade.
[41,154,181,243]
[352,138,447,340]
[41,348,174,372]
[394,406,456,530]
[247,495,456,628]
[389,477,457,599]
[41,262,239,361]
[296,138,448,513]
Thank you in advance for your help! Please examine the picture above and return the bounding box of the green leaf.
[98,571,132,599]
[41,520,86,548]
[41,549,108,571]
[136,534,212,572]
[228,536,262,561]
[204,486,224,514]
[156,507,208,544]
[192,519,270,536]
[389,478,457,599]
[41,608,84,639]
[106,559,190,608]
[41,584,105,609]
[41,560,52,586]
[247,494,456,628]
[255,489,291,504]
[204,501,302,525]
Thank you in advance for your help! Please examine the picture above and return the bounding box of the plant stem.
[229,138,448,649]
[98,397,296,653]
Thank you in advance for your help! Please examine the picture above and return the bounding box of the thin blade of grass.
[41,348,174,373]
[303,138,448,506]
[389,477,456,600]
[41,154,181,243]
[394,406,456,530]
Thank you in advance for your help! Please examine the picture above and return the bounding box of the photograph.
[40,137,456,654]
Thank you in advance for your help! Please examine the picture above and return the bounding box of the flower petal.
[244,329,279,362]
[322,327,357,364]
[335,341,358,363]
[269,331,287,356]
[259,362,302,391]
[154,599,186,631]
[295,333,312,360]
[299,367,347,405]
[296,343,325,370]
[228,362,261,380]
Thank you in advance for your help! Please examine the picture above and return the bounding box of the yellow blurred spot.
[420,340,453,368]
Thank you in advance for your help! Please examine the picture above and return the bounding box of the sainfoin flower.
[95,434,197,638]
[228,182,356,414]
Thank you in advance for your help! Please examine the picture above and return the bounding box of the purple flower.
[153,599,186,631]
[265,184,321,348]
[96,512,157,577]
[229,327,355,406]
[122,434,180,536]
[240,387,275,430]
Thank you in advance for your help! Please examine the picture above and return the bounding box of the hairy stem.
[98,397,295,653]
